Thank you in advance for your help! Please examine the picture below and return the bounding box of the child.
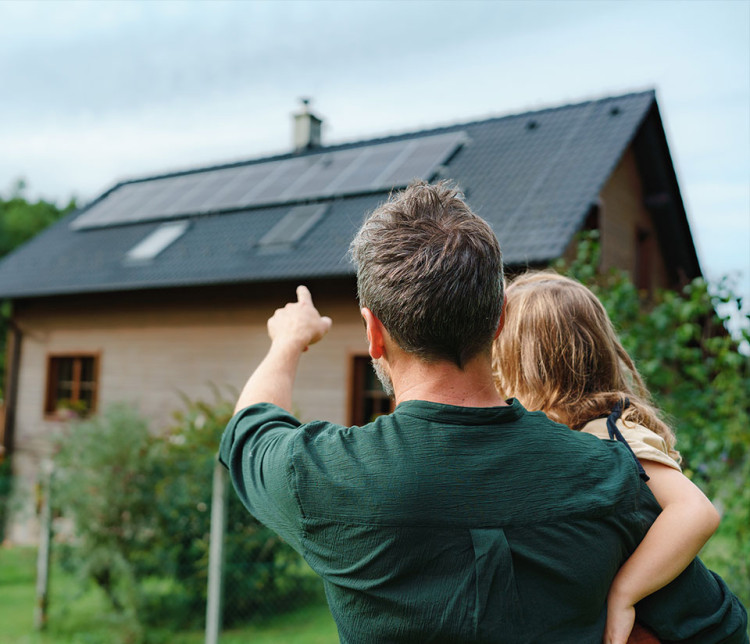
[492,271,720,644]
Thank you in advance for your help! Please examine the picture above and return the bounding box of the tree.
[0,180,76,398]
[0,179,76,257]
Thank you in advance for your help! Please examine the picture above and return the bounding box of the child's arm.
[604,461,720,644]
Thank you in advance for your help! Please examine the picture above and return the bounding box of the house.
[0,90,700,542]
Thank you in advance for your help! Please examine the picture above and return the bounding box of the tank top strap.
[606,398,650,482]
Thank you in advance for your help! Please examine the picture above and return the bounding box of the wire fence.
[206,462,326,639]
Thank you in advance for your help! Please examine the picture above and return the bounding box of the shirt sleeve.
[582,418,682,471]
[629,488,749,642]
[218,403,305,553]
[638,558,749,642]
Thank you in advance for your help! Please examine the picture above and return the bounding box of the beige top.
[582,417,682,471]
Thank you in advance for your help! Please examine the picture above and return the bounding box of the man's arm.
[219,286,332,553]
[633,487,748,643]
[605,461,720,644]
[234,285,332,414]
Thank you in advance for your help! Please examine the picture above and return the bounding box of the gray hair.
[349,181,504,367]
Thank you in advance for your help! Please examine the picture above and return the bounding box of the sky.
[1,0,748,301]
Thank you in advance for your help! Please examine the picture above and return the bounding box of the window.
[45,355,99,417]
[350,356,393,426]
[257,204,328,254]
[125,220,189,262]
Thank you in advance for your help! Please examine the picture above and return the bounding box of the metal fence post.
[34,462,53,631]
[205,458,228,644]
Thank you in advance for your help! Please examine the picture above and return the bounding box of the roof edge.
[95,89,658,193]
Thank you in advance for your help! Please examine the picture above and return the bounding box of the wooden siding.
[599,147,670,290]
[562,145,670,290]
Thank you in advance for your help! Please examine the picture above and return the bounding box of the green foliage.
[0,179,76,257]
[558,231,750,603]
[52,396,318,640]
[53,404,156,623]
[146,392,318,630]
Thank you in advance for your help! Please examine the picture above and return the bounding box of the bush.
[52,396,319,639]
[53,404,155,619]
[148,392,319,629]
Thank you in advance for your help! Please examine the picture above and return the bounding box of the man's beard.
[371,358,395,398]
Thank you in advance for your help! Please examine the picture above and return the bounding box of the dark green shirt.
[219,399,747,643]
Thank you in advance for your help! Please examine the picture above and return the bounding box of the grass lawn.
[0,546,338,644]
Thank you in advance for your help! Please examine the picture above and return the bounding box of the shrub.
[53,403,155,618]
[52,396,319,639]
[147,392,319,629]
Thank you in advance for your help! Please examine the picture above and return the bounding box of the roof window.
[125,220,189,262]
[257,204,328,253]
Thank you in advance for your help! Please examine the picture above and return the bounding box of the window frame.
[348,354,394,426]
[44,353,100,419]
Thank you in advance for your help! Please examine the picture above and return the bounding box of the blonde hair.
[493,271,678,457]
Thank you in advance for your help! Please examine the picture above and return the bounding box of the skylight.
[258,204,328,252]
[125,220,189,262]
[257,204,328,253]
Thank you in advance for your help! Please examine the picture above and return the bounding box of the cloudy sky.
[1,0,748,296]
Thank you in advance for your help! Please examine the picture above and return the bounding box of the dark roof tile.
[0,91,657,298]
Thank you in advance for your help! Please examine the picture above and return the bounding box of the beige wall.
[563,145,670,291]
[8,282,368,542]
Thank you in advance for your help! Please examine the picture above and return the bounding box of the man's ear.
[361,307,386,360]
[494,299,507,340]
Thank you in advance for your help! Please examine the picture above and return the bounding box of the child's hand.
[603,598,635,644]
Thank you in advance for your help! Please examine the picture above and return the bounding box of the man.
[219,182,747,643]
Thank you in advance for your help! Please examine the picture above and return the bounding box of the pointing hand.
[267,285,333,352]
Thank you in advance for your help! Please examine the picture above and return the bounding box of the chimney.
[293,98,322,152]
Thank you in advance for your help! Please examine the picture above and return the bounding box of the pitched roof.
[0,90,676,299]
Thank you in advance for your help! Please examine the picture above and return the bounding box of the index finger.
[296,285,313,305]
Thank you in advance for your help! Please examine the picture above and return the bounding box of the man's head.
[349,180,504,368]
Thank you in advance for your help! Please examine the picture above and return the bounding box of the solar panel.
[251,157,314,204]
[79,180,165,228]
[331,143,405,193]
[282,148,362,200]
[72,131,467,230]
[380,134,464,186]
[198,163,278,212]
[141,175,196,216]
[160,168,242,216]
